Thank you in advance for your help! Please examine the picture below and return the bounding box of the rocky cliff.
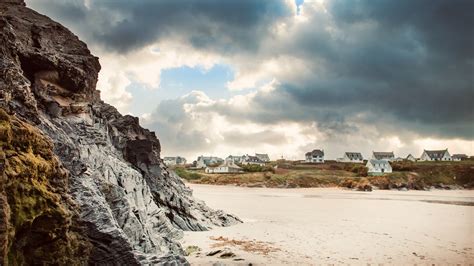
[0,0,240,264]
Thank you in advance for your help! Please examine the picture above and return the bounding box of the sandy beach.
[181,184,474,265]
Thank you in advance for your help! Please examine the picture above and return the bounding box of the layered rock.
[0,0,240,264]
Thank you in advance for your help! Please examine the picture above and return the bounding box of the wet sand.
[182,184,474,265]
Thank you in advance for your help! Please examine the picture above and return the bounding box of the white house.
[406,154,417,162]
[226,155,243,164]
[196,156,224,168]
[337,152,363,163]
[452,154,468,161]
[419,149,452,161]
[366,159,392,175]
[305,149,324,163]
[205,160,244,174]
[255,153,270,162]
[241,154,265,166]
[372,151,395,161]
[163,156,187,166]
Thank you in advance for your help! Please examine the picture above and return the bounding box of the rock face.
[0,1,240,264]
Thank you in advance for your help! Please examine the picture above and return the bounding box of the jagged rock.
[0,1,240,265]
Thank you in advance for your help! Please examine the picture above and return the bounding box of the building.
[241,154,265,166]
[163,156,187,166]
[205,160,244,174]
[372,151,395,161]
[196,156,224,168]
[366,159,392,175]
[337,152,363,163]
[255,153,270,162]
[452,154,468,161]
[419,149,452,161]
[226,155,243,164]
[406,154,417,162]
[305,149,325,163]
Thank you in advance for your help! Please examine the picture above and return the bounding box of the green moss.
[0,108,91,265]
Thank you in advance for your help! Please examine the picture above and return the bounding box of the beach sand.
[182,184,474,265]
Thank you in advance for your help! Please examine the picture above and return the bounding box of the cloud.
[27,0,294,54]
[26,0,474,158]
[142,89,473,160]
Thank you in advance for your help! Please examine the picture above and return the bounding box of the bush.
[349,164,368,177]
[174,168,202,180]
[391,161,414,171]
[241,164,273,173]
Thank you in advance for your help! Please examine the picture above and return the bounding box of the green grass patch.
[174,167,203,180]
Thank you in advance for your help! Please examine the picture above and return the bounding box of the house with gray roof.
[452,154,468,161]
[255,153,270,162]
[226,155,243,164]
[406,154,417,162]
[419,149,452,161]
[241,154,265,166]
[305,149,325,163]
[337,152,364,163]
[205,160,244,174]
[196,156,224,168]
[366,159,392,175]
[372,151,395,161]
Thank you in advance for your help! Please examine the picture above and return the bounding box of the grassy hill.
[174,160,474,190]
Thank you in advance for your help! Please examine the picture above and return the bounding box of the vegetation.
[174,167,203,180]
[0,109,91,265]
[178,158,474,190]
[240,164,274,173]
[184,245,201,256]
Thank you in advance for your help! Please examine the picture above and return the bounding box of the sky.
[26,0,473,161]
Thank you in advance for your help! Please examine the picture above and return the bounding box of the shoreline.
[182,184,474,265]
[186,180,472,191]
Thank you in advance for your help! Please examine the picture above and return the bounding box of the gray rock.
[0,1,241,264]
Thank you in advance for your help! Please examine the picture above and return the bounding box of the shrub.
[174,168,202,180]
[241,164,273,173]
[348,164,368,177]
[391,161,414,171]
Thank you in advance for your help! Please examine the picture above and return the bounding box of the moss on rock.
[0,108,91,265]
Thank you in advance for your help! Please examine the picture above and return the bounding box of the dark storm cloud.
[27,0,291,53]
[251,0,474,139]
[26,0,473,141]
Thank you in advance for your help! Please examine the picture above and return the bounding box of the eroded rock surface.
[0,0,240,264]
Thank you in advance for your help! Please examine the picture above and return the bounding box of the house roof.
[244,155,264,163]
[163,157,175,160]
[452,154,468,159]
[373,151,394,159]
[368,159,391,167]
[424,149,448,159]
[255,153,270,160]
[345,152,363,160]
[220,160,242,168]
[307,149,324,157]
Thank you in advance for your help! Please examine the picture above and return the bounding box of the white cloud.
[92,41,222,113]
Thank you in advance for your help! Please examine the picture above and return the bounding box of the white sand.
[182,184,474,265]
